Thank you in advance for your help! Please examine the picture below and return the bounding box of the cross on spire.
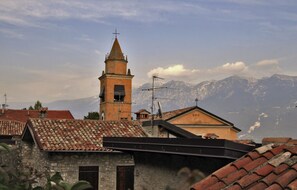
[113,29,120,38]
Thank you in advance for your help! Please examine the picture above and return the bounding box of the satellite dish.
[157,102,163,118]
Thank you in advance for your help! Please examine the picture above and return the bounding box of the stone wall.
[20,140,134,189]
[0,143,20,174]
[48,152,134,190]
[134,152,231,190]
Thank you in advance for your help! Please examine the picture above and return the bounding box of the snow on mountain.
[8,74,297,142]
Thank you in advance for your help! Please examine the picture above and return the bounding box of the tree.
[28,101,43,110]
[84,112,99,120]
[34,101,42,110]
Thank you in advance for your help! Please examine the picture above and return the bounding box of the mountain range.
[9,74,297,142]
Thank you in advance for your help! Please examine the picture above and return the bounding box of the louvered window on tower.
[114,85,125,102]
[99,86,105,102]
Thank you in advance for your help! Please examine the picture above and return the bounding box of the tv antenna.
[2,93,8,113]
[142,75,168,128]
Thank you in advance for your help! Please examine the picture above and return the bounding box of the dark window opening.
[114,85,125,102]
[79,166,99,190]
[117,166,134,190]
[99,86,105,102]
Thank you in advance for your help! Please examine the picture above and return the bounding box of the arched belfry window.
[99,86,105,102]
[114,85,125,102]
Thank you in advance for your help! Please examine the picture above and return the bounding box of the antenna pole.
[151,76,155,130]
[4,93,7,107]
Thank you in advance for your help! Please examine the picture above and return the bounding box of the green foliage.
[34,100,43,110]
[0,143,10,152]
[33,172,92,190]
[0,143,92,190]
[84,112,99,120]
[28,100,43,110]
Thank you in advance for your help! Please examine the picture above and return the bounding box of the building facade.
[99,37,133,121]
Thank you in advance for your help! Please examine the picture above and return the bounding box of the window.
[117,166,134,190]
[99,86,105,102]
[114,85,125,102]
[79,166,99,190]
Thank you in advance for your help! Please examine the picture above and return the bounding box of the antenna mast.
[142,75,167,129]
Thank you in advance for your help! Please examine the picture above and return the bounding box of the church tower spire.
[99,33,134,121]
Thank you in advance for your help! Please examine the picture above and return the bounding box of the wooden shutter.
[117,166,134,190]
[79,166,99,190]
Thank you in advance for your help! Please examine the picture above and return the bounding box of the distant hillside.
[133,74,297,142]
[9,74,297,142]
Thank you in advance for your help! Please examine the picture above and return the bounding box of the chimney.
[39,107,48,119]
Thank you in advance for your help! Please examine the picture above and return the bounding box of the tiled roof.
[0,120,25,136]
[158,106,196,120]
[0,109,74,123]
[135,109,150,114]
[107,38,125,60]
[25,118,147,152]
[191,138,297,190]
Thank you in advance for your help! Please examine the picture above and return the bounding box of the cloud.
[0,0,203,27]
[215,62,248,73]
[147,64,198,78]
[147,62,247,81]
[256,59,279,67]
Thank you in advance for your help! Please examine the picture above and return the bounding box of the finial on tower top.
[113,28,120,38]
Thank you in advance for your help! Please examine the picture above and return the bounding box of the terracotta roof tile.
[261,172,278,186]
[269,152,292,167]
[255,143,274,154]
[236,173,262,188]
[242,157,267,171]
[270,144,286,155]
[191,138,297,190]
[0,109,74,123]
[247,181,268,190]
[263,137,291,145]
[254,164,275,176]
[263,151,275,159]
[206,181,226,189]
[265,183,282,190]
[190,175,218,189]
[274,163,289,174]
[0,120,25,136]
[288,179,297,189]
[212,164,237,179]
[286,145,297,155]
[221,169,247,185]
[232,156,253,169]
[246,151,261,160]
[275,169,297,188]
[225,184,242,190]
[24,118,147,152]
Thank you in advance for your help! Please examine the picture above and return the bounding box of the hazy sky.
[1,0,297,103]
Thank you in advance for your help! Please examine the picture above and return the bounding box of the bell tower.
[99,33,134,121]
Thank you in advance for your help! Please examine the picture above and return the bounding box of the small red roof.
[0,120,25,136]
[0,109,74,123]
[24,118,147,152]
[191,138,297,190]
